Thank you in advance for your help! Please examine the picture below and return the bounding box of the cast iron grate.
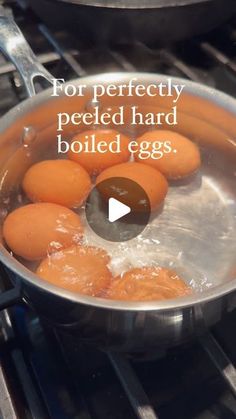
[0,1,236,112]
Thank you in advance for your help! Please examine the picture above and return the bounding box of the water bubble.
[0,208,8,218]
[85,99,101,113]
[2,197,10,205]
[22,126,37,147]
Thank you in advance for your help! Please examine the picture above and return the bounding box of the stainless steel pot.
[0,7,235,353]
[28,0,236,44]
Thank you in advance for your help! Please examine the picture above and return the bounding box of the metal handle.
[0,6,54,97]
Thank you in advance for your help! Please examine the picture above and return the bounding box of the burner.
[1,303,236,419]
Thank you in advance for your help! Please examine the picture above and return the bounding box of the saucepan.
[0,7,235,353]
[27,0,236,44]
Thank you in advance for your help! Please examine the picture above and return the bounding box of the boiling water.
[1,124,236,294]
[81,162,236,291]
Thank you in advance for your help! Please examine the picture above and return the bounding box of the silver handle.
[0,6,53,97]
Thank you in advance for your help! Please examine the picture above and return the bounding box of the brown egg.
[135,130,201,179]
[3,203,83,261]
[68,129,131,175]
[22,159,91,208]
[106,267,191,301]
[36,245,112,296]
[96,162,168,211]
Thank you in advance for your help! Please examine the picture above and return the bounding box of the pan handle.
[0,6,54,97]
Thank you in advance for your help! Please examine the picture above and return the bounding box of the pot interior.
[0,74,235,303]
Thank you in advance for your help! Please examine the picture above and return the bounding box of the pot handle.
[0,6,54,97]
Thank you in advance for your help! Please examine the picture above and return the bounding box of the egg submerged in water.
[135,130,201,179]
[37,245,112,296]
[106,267,191,301]
[68,129,131,175]
[22,159,91,208]
[3,203,83,261]
[96,161,168,211]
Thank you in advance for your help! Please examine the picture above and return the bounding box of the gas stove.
[0,2,236,419]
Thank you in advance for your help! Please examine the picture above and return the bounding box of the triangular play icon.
[108,198,131,223]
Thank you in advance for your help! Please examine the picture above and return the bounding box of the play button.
[85,177,151,242]
[108,198,131,223]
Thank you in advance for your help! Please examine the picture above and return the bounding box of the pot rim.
[50,0,213,10]
[0,72,236,312]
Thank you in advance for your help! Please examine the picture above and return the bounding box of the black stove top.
[0,2,236,419]
[1,294,236,419]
